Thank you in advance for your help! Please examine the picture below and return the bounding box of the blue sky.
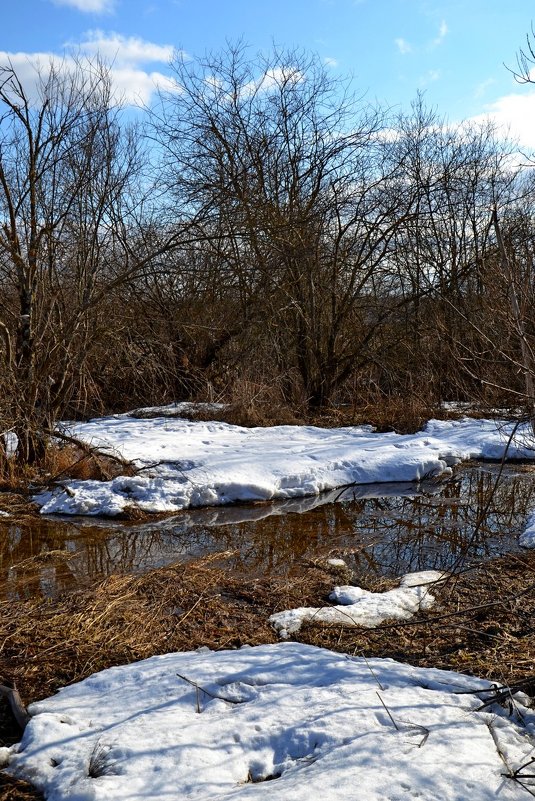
[3,0,535,146]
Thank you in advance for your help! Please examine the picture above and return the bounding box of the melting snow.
[34,414,535,517]
[520,511,535,548]
[6,642,535,801]
[270,570,446,637]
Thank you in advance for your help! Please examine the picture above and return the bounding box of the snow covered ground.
[33,412,535,517]
[9,412,535,799]
[5,642,535,801]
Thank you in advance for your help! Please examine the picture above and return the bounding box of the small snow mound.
[269,570,445,636]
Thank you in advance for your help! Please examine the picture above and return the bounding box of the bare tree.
[0,58,146,461]
[508,23,535,84]
[151,43,427,409]
[386,98,521,405]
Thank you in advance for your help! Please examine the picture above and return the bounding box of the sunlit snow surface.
[270,570,446,637]
[14,413,535,798]
[6,643,535,801]
[35,413,535,516]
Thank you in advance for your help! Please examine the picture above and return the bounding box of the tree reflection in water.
[1,465,535,600]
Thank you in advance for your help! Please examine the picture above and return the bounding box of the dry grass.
[43,441,135,482]
[0,436,135,511]
[0,775,43,801]
[0,493,39,518]
[182,399,302,428]
[344,397,442,434]
[2,551,534,715]
[176,397,447,433]
[44,442,110,481]
[0,440,135,521]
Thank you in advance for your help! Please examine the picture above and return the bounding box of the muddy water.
[2,464,535,599]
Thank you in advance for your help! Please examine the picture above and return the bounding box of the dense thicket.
[0,46,534,462]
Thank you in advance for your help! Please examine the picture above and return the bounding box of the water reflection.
[2,465,535,599]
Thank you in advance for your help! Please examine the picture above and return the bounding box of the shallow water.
[2,464,535,599]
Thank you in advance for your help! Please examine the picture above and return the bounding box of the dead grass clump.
[44,443,98,481]
[0,492,39,518]
[209,402,301,428]
[0,434,135,506]
[338,397,441,434]
[0,775,43,801]
[44,442,135,482]
[179,399,302,429]
[0,458,40,494]
[182,396,442,432]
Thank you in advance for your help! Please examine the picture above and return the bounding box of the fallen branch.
[503,756,535,797]
[486,720,514,778]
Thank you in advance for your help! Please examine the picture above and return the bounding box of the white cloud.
[0,51,70,94]
[469,90,535,151]
[51,0,115,12]
[107,65,179,103]
[430,19,448,49]
[75,30,175,66]
[395,38,412,55]
[242,66,304,97]
[324,56,338,68]
[0,32,180,106]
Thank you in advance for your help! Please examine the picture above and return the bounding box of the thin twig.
[353,651,385,690]
[176,672,245,708]
[376,691,399,731]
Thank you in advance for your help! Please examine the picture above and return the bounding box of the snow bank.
[7,643,534,801]
[270,570,446,637]
[34,415,535,517]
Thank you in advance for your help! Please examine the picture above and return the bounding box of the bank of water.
[2,463,535,599]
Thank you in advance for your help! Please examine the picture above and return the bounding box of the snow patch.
[520,511,535,548]
[34,415,535,517]
[269,570,446,637]
[7,643,535,801]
